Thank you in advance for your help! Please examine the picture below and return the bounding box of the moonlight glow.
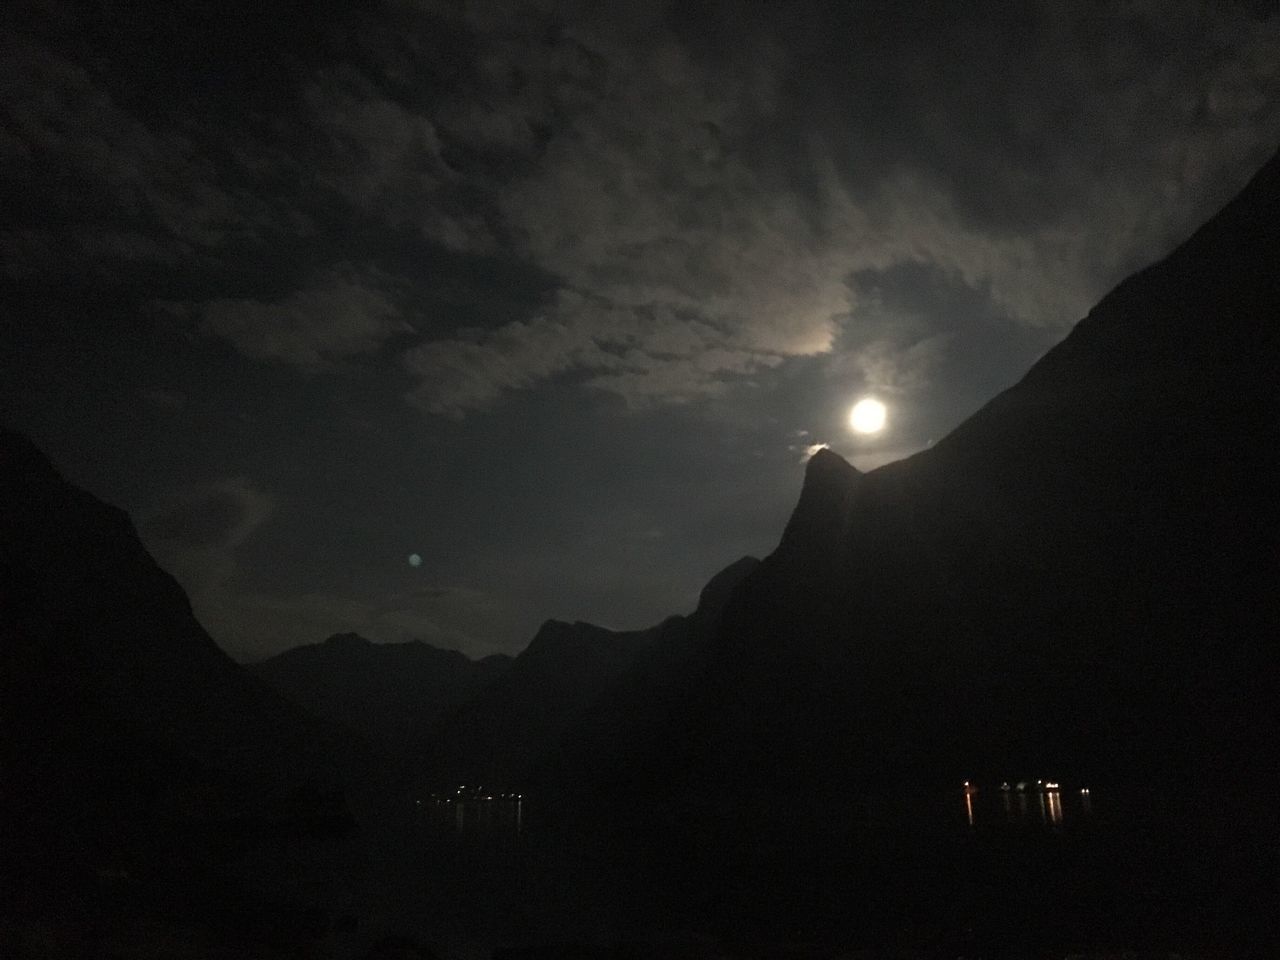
[849,398,887,434]
[408,553,422,567]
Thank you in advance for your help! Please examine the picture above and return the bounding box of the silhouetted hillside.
[432,618,662,787]
[251,632,512,755]
[434,556,759,788]
[0,429,351,887]
[568,146,1280,805]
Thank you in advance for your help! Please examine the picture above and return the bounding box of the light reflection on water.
[962,784,1089,828]
[393,783,1265,951]
[421,786,1091,838]
[425,796,524,836]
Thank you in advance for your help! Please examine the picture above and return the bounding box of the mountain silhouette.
[560,146,1280,805]
[0,429,351,888]
[431,555,759,788]
[251,632,512,755]
[431,618,667,787]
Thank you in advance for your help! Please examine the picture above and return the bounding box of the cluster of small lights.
[962,778,1094,829]
[968,779,1088,794]
[422,784,523,805]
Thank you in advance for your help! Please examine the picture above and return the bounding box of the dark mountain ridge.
[430,555,760,787]
[251,631,512,756]
[250,553,763,789]
[0,428,351,886]
[564,146,1280,804]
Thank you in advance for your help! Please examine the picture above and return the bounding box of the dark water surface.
[310,784,1274,957]
[21,782,1272,959]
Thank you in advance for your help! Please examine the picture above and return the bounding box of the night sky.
[3,0,1278,661]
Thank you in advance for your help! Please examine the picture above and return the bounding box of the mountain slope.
[574,146,1280,802]
[433,555,759,788]
[431,618,666,787]
[0,429,350,880]
[251,632,512,756]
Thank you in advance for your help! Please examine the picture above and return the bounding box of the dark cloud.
[141,489,252,549]
[372,0,1280,414]
[132,480,512,659]
[0,38,268,264]
[189,264,410,366]
[135,479,276,653]
[9,1,1277,401]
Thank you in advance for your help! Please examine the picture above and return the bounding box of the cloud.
[0,38,267,266]
[6,0,1279,421]
[137,477,276,606]
[194,265,409,366]
[385,0,1280,416]
[402,289,800,414]
[303,68,497,252]
[847,336,953,399]
[136,474,516,659]
[799,442,829,462]
[402,289,623,414]
[397,25,853,413]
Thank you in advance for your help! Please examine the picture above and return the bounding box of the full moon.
[408,553,422,567]
[849,397,887,434]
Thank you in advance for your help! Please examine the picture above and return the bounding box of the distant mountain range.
[431,554,759,787]
[251,556,760,789]
[250,632,512,757]
[0,416,759,858]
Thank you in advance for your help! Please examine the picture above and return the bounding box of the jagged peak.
[532,618,574,638]
[521,617,644,663]
[257,633,493,671]
[774,447,863,559]
[527,618,596,649]
[803,446,860,485]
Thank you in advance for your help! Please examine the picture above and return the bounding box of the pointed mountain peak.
[531,618,574,640]
[525,619,603,655]
[775,447,863,559]
[803,446,860,485]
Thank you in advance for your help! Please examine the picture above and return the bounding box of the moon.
[408,553,422,567]
[849,397,887,434]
